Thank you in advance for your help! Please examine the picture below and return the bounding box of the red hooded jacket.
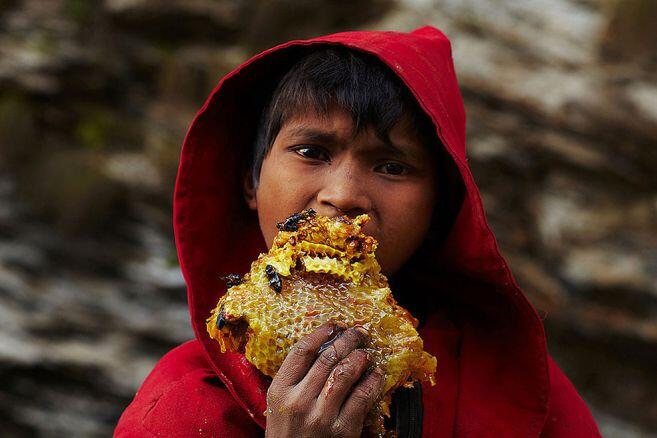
[114,26,601,437]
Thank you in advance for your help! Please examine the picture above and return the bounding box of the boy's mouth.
[267,209,379,284]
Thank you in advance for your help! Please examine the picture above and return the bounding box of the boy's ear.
[243,169,257,211]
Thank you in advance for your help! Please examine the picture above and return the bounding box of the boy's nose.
[314,166,372,219]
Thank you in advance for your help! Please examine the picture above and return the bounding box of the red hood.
[173,26,549,436]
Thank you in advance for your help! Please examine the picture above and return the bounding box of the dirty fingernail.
[335,321,348,330]
[355,326,369,338]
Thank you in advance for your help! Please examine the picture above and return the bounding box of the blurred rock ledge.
[0,174,191,436]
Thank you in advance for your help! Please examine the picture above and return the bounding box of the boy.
[115,26,601,437]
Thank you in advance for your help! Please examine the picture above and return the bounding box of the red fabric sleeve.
[540,356,601,437]
[114,340,262,438]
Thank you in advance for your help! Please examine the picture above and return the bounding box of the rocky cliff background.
[1,0,656,436]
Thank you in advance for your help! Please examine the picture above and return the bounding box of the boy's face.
[245,107,439,275]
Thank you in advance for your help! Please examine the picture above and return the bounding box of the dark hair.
[250,46,442,188]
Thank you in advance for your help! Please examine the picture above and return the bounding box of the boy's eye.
[375,162,408,176]
[293,146,330,161]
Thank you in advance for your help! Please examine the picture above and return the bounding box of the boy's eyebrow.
[285,126,420,159]
[286,127,341,146]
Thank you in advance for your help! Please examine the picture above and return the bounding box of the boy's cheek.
[256,168,312,248]
[375,231,415,275]
[376,198,435,275]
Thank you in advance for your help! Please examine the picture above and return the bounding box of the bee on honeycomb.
[207,209,436,436]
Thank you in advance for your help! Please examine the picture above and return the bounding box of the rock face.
[1,0,656,436]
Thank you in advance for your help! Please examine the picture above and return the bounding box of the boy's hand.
[264,322,385,438]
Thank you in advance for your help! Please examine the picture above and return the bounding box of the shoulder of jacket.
[540,355,601,438]
[114,340,260,437]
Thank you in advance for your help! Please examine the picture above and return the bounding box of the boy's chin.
[377,257,401,277]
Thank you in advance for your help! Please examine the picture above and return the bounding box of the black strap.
[390,381,423,438]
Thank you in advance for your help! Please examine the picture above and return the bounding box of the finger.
[298,326,370,396]
[273,322,346,388]
[314,349,371,418]
[334,367,385,435]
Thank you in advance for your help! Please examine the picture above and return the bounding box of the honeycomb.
[206,209,436,436]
